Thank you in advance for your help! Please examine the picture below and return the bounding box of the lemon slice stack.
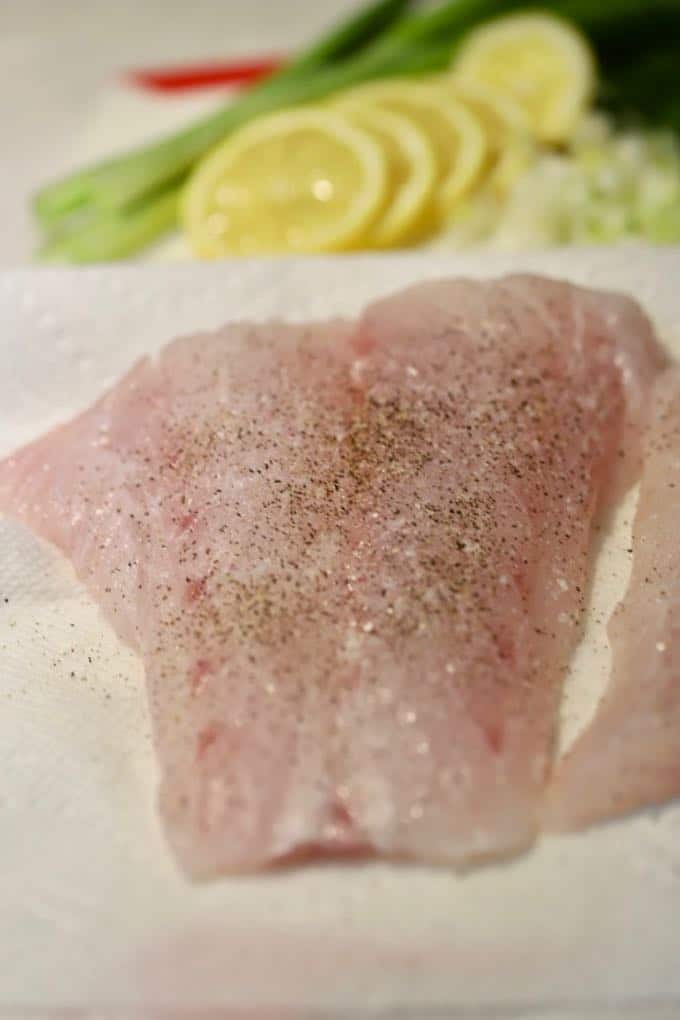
[341,105,437,248]
[182,13,596,257]
[336,80,487,216]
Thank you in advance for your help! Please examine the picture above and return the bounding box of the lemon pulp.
[182,108,388,256]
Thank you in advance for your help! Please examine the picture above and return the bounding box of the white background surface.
[1,248,680,1020]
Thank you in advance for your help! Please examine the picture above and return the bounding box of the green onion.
[39,186,180,264]
[384,0,525,46]
[289,0,414,70]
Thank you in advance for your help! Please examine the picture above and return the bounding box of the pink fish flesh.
[0,275,665,875]
[547,366,680,831]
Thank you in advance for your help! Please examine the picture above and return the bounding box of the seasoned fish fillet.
[0,275,664,875]
[548,367,680,831]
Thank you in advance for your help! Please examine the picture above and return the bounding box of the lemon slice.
[446,78,531,150]
[453,13,596,144]
[341,105,437,247]
[444,77,537,198]
[182,108,387,256]
[337,80,487,217]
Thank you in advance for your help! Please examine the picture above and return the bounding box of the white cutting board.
[2,246,680,1019]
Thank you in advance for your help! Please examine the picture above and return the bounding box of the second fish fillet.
[547,367,680,831]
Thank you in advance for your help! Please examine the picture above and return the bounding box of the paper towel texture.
[2,247,680,1015]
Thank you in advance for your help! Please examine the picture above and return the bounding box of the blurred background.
[3,0,680,265]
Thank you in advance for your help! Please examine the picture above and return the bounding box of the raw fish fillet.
[0,275,664,875]
[547,367,680,831]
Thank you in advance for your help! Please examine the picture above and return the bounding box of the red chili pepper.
[127,57,283,93]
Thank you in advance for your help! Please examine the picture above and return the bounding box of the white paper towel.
[2,247,680,1018]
